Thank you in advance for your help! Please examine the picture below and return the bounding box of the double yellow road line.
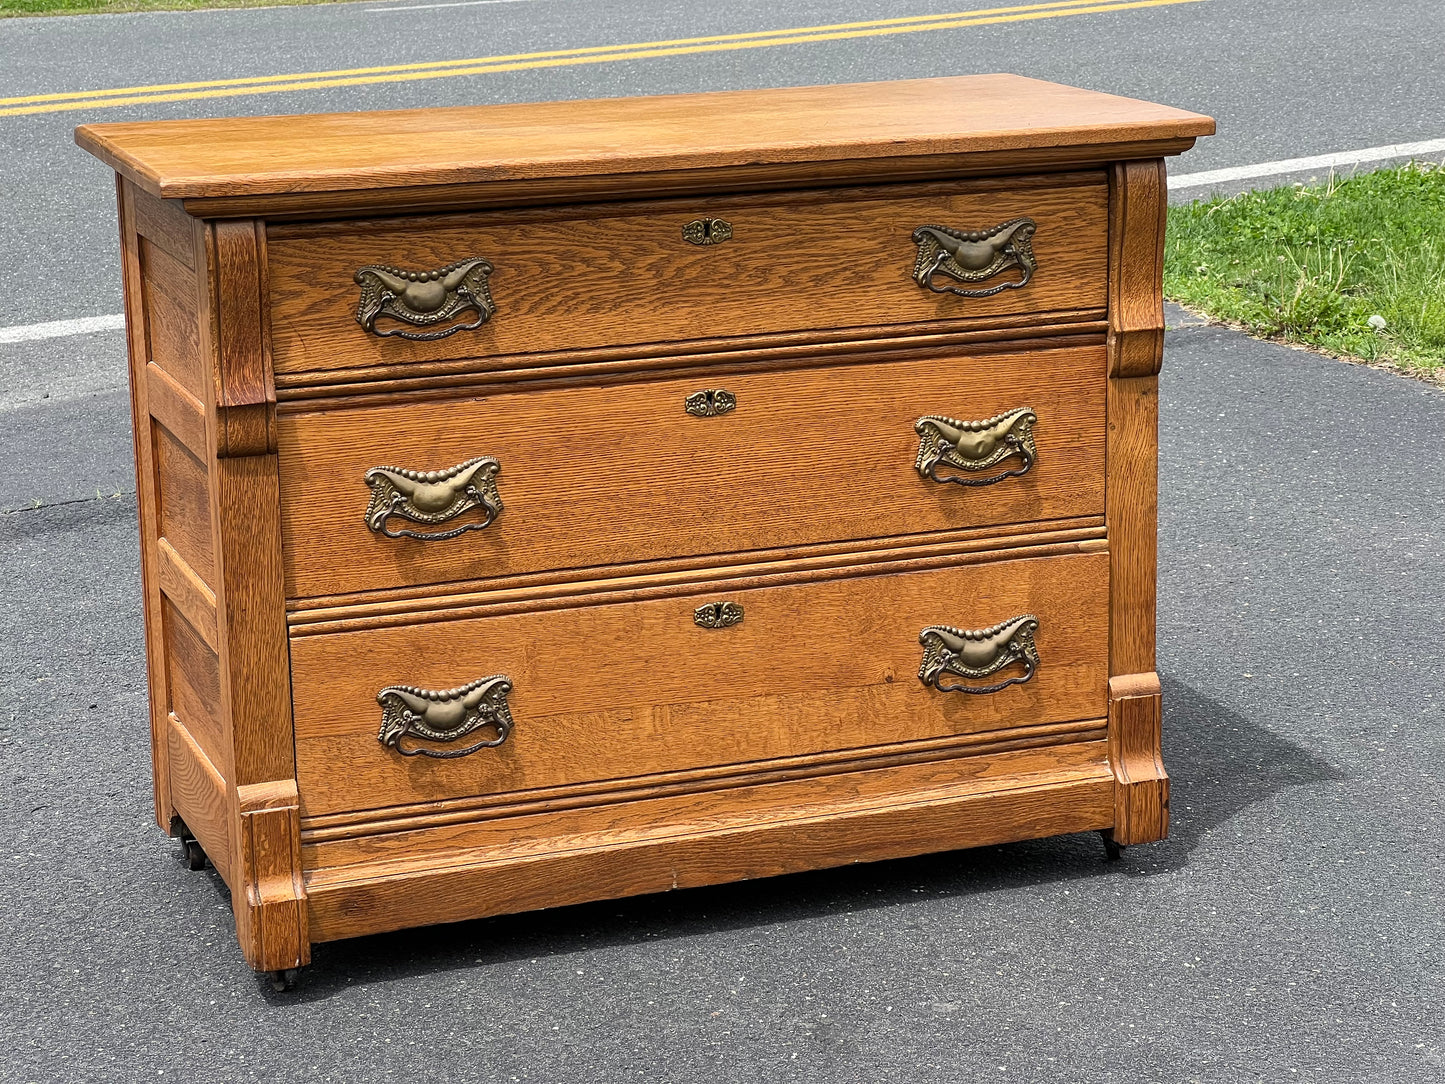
[1,0,1206,118]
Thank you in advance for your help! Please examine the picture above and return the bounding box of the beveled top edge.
[75,75,1214,204]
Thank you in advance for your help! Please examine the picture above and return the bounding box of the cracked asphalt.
[2,0,1444,1080]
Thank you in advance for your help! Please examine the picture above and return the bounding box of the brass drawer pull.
[915,407,1037,487]
[377,675,514,758]
[694,601,744,628]
[682,217,733,245]
[364,456,502,541]
[355,257,496,340]
[912,218,1036,297]
[919,615,1039,695]
[684,388,737,417]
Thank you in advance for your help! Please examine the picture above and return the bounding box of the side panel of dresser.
[1105,159,1168,845]
[118,180,308,972]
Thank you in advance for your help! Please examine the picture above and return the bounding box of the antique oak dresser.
[76,76,1213,987]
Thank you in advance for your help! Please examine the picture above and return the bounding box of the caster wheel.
[1100,829,1124,863]
[269,968,300,993]
[181,836,207,871]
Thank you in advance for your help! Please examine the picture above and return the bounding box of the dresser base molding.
[300,742,1117,944]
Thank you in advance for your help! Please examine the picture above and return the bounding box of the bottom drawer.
[289,551,1110,817]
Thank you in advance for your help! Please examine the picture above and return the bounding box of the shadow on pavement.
[272,673,1340,1001]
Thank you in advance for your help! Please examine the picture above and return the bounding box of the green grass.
[1,0,348,15]
[1165,161,1445,373]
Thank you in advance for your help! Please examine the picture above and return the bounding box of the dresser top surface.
[75,75,1212,208]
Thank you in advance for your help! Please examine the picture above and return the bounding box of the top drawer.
[265,176,1108,376]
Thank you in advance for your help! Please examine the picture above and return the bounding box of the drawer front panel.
[265,179,1107,375]
[290,551,1110,817]
[277,344,1105,599]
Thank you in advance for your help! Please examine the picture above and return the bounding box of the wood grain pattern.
[290,551,1110,817]
[185,142,1202,221]
[1107,160,1168,378]
[166,710,232,886]
[156,537,218,652]
[118,178,175,829]
[302,745,1115,943]
[208,453,294,788]
[1108,672,1167,845]
[278,344,1106,599]
[82,79,1208,975]
[210,220,277,458]
[139,238,205,399]
[272,317,1106,401]
[292,533,1106,639]
[73,75,1212,205]
[1105,374,1158,676]
[303,718,1108,843]
[162,596,224,768]
[267,180,1107,375]
[235,780,310,972]
[144,362,206,459]
[129,186,195,271]
[288,520,1106,631]
[154,424,215,588]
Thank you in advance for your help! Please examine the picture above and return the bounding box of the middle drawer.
[278,344,1104,599]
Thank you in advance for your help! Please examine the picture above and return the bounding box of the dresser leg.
[170,817,209,871]
[1100,828,1124,862]
[233,780,311,976]
[267,968,300,993]
[1107,673,1169,846]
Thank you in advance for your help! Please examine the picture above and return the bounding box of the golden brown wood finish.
[272,317,1106,401]
[144,363,207,459]
[1108,160,1168,378]
[81,77,1208,979]
[288,520,1106,633]
[73,75,1212,207]
[198,221,308,972]
[303,745,1115,943]
[236,780,309,972]
[266,180,1106,374]
[117,179,176,830]
[278,345,1105,598]
[1103,159,1168,845]
[161,596,224,766]
[1107,672,1168,844]
[165,711,233,884]
[140,239,206,399]
[302,718,1109,842]
[291,551,1109,816]
[185,141,1202,221]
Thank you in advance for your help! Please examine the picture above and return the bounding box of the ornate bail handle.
[355,256,496,341]
[912,218,1037,298]
[364,456,502,541]
[915,407,1037,487]
[377,675,515,758]
[918,615,1040,695]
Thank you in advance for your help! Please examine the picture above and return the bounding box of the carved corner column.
[1105,159,1169,843]
[202,218,310,971]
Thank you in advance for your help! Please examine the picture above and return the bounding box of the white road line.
[2,139,1441,347]
[0,313,125,345]
[1171,137,1445,188]
[366,0,548,12]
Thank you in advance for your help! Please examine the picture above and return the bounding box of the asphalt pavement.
[2,0,1444,1080]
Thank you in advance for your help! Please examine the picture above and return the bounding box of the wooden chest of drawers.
[77,75,1212,986]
